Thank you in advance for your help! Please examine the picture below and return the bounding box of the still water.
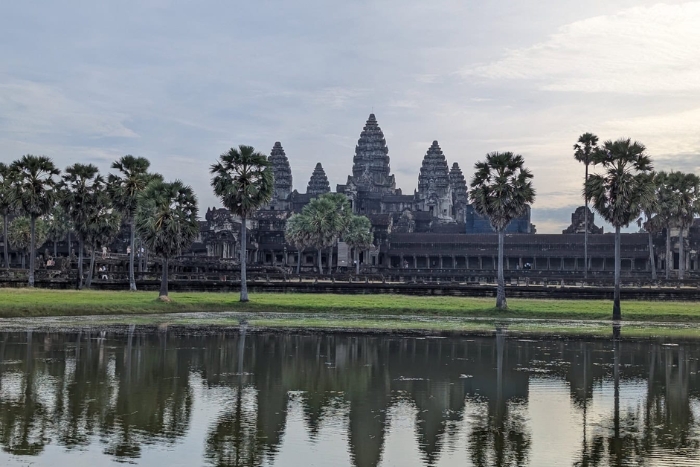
[0,328,699,466]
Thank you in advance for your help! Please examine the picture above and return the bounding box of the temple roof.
[349,113,396,193]
[269,141,292,200]
[449,162,468,203]
[307,163,330,197]
[418,141,450,195]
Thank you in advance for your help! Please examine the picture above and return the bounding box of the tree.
[61,164,105,290]
[108,156,159,291]
[8,217,49,269]
[46,205,70,259]
[637,172,660,281]
[664,172,700,281]
[321,193,353,273]
[574,133,599,278]
[0,162,17,270]
[655,171,675,280]
[585,139,654,320]
[136,180,199,300]
[344,215,373,275]
[468,152,535,310]
[210,145,273,302]
[10,155,61,286]
[285,214,309,274]
[84,207,123,288]
[298,196,340,274]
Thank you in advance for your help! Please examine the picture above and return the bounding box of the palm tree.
[298,196,340,274]
[10,155,61,286]
[468,152,535,310]
[637,172,660,281]
[84,207,123,288]
[285,213,309,274]
[135,180,199,300]
[8,217,49,269]
[585,139,654,320]
[210,145,273,302]
[46,205,70,259]
[61,164,105,290]
[666,172,700,281]
[655,171,675,280]
[108,156,159,291]
[344,215,373,275]
[574,133,599,278]
[322,193,353,273]
[0,162,17,270]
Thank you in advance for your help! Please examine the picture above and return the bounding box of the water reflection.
[0,328,699,466]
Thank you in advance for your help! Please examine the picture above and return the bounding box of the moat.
[0,329,699,466]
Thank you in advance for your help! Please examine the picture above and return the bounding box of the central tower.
[347,113,397,194]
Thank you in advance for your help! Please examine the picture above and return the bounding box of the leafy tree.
[468,152,535,310]
[108,155,160,291]
[46,204,70,259]
[136,180,199,300]
[344,215,373,275]
[585,139,654,320]
[61,163,105,290]
[8,217,49,269]
[84,207,123,288]
[0,162,17,269]
[285,213,309,274]
[573,133,599,278]
[10,155,61,286]
[210,145,273,302]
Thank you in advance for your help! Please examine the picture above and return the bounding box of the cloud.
[464,2,700,94]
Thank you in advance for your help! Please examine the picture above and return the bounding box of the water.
[0,328,699,466]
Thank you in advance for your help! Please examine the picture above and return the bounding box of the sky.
[1,0,699,233]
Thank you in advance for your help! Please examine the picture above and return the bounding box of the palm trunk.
[78,238,84,290]
[53,240,57,259]
[86,246,96,288]
[355,248,360,275]
[496,229,507,309]
[3,213,8,270]
[666,227,671,280]
[679,227,685,280]
[240,216,248,302]
[327,246,333,275]
[296,248,301,274]
[317,248,323,275]
[129,217,137,291]
[648,230,657,281]
[67,231,71,257]
[613,225,621,321]
[160,257,169,297]
[584,163,589,279]
[28,216,36,287]
[21,252,25,269]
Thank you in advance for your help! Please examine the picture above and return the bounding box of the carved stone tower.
[346,113,396,194]
[449,162,468,222]
[307,163,331,197]
[269,142,292,201]
[417,141,453,221]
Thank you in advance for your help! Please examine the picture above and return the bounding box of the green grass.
[2,288,700,323]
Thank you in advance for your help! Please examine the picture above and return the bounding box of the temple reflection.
[0,329,699,466]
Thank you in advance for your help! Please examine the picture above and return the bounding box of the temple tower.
[417,141,453,221]
[269,142,292,201]
[449,162,468,222]
[307,163,331,197]
[347,113,396,194]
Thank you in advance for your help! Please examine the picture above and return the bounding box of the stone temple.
[197,113,677,275]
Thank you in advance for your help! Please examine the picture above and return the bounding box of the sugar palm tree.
[10,155,61,286]
[285,213,309,274]
[655,171,675,280]
[210,145,273,302]
[84,207,123,288]
[323,193,353,273]
[136,180,199,300]
[585,138,654,320]
[61,163,105,289]
[344,215,373,275]
[637,172,660,281]
[663,172,700,280]
[468,152,535,310]
[0,162,17,270]
[8,216,49,269]
[108,155,159,291]
[573,133,599,278]
[46,205,70,259]
[299,196,341,274]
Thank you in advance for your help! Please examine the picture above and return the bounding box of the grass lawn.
[1,288,700,323]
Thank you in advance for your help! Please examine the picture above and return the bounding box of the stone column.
[452,255,456,269]
[439,256,444,269]
[547,257,551,270]
[479,256,483,269]
[560,257,564,271]
[412,255,417,268]
[400,254,404,269]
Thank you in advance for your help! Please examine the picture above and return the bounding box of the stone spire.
[417,141,453,221]
[347,113,396,194]
[307,163,330,197]
[269,142,292,200]
[449,162,468,222]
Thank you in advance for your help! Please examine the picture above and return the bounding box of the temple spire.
[347,113,396,194]
[449,162,468,222]
[307,163,330,197]
[417,141,453,221]
[269,142,292,200]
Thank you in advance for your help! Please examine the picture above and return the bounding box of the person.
[126,246,132,255]
[102,246,107,259]
[100,265,108,280]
